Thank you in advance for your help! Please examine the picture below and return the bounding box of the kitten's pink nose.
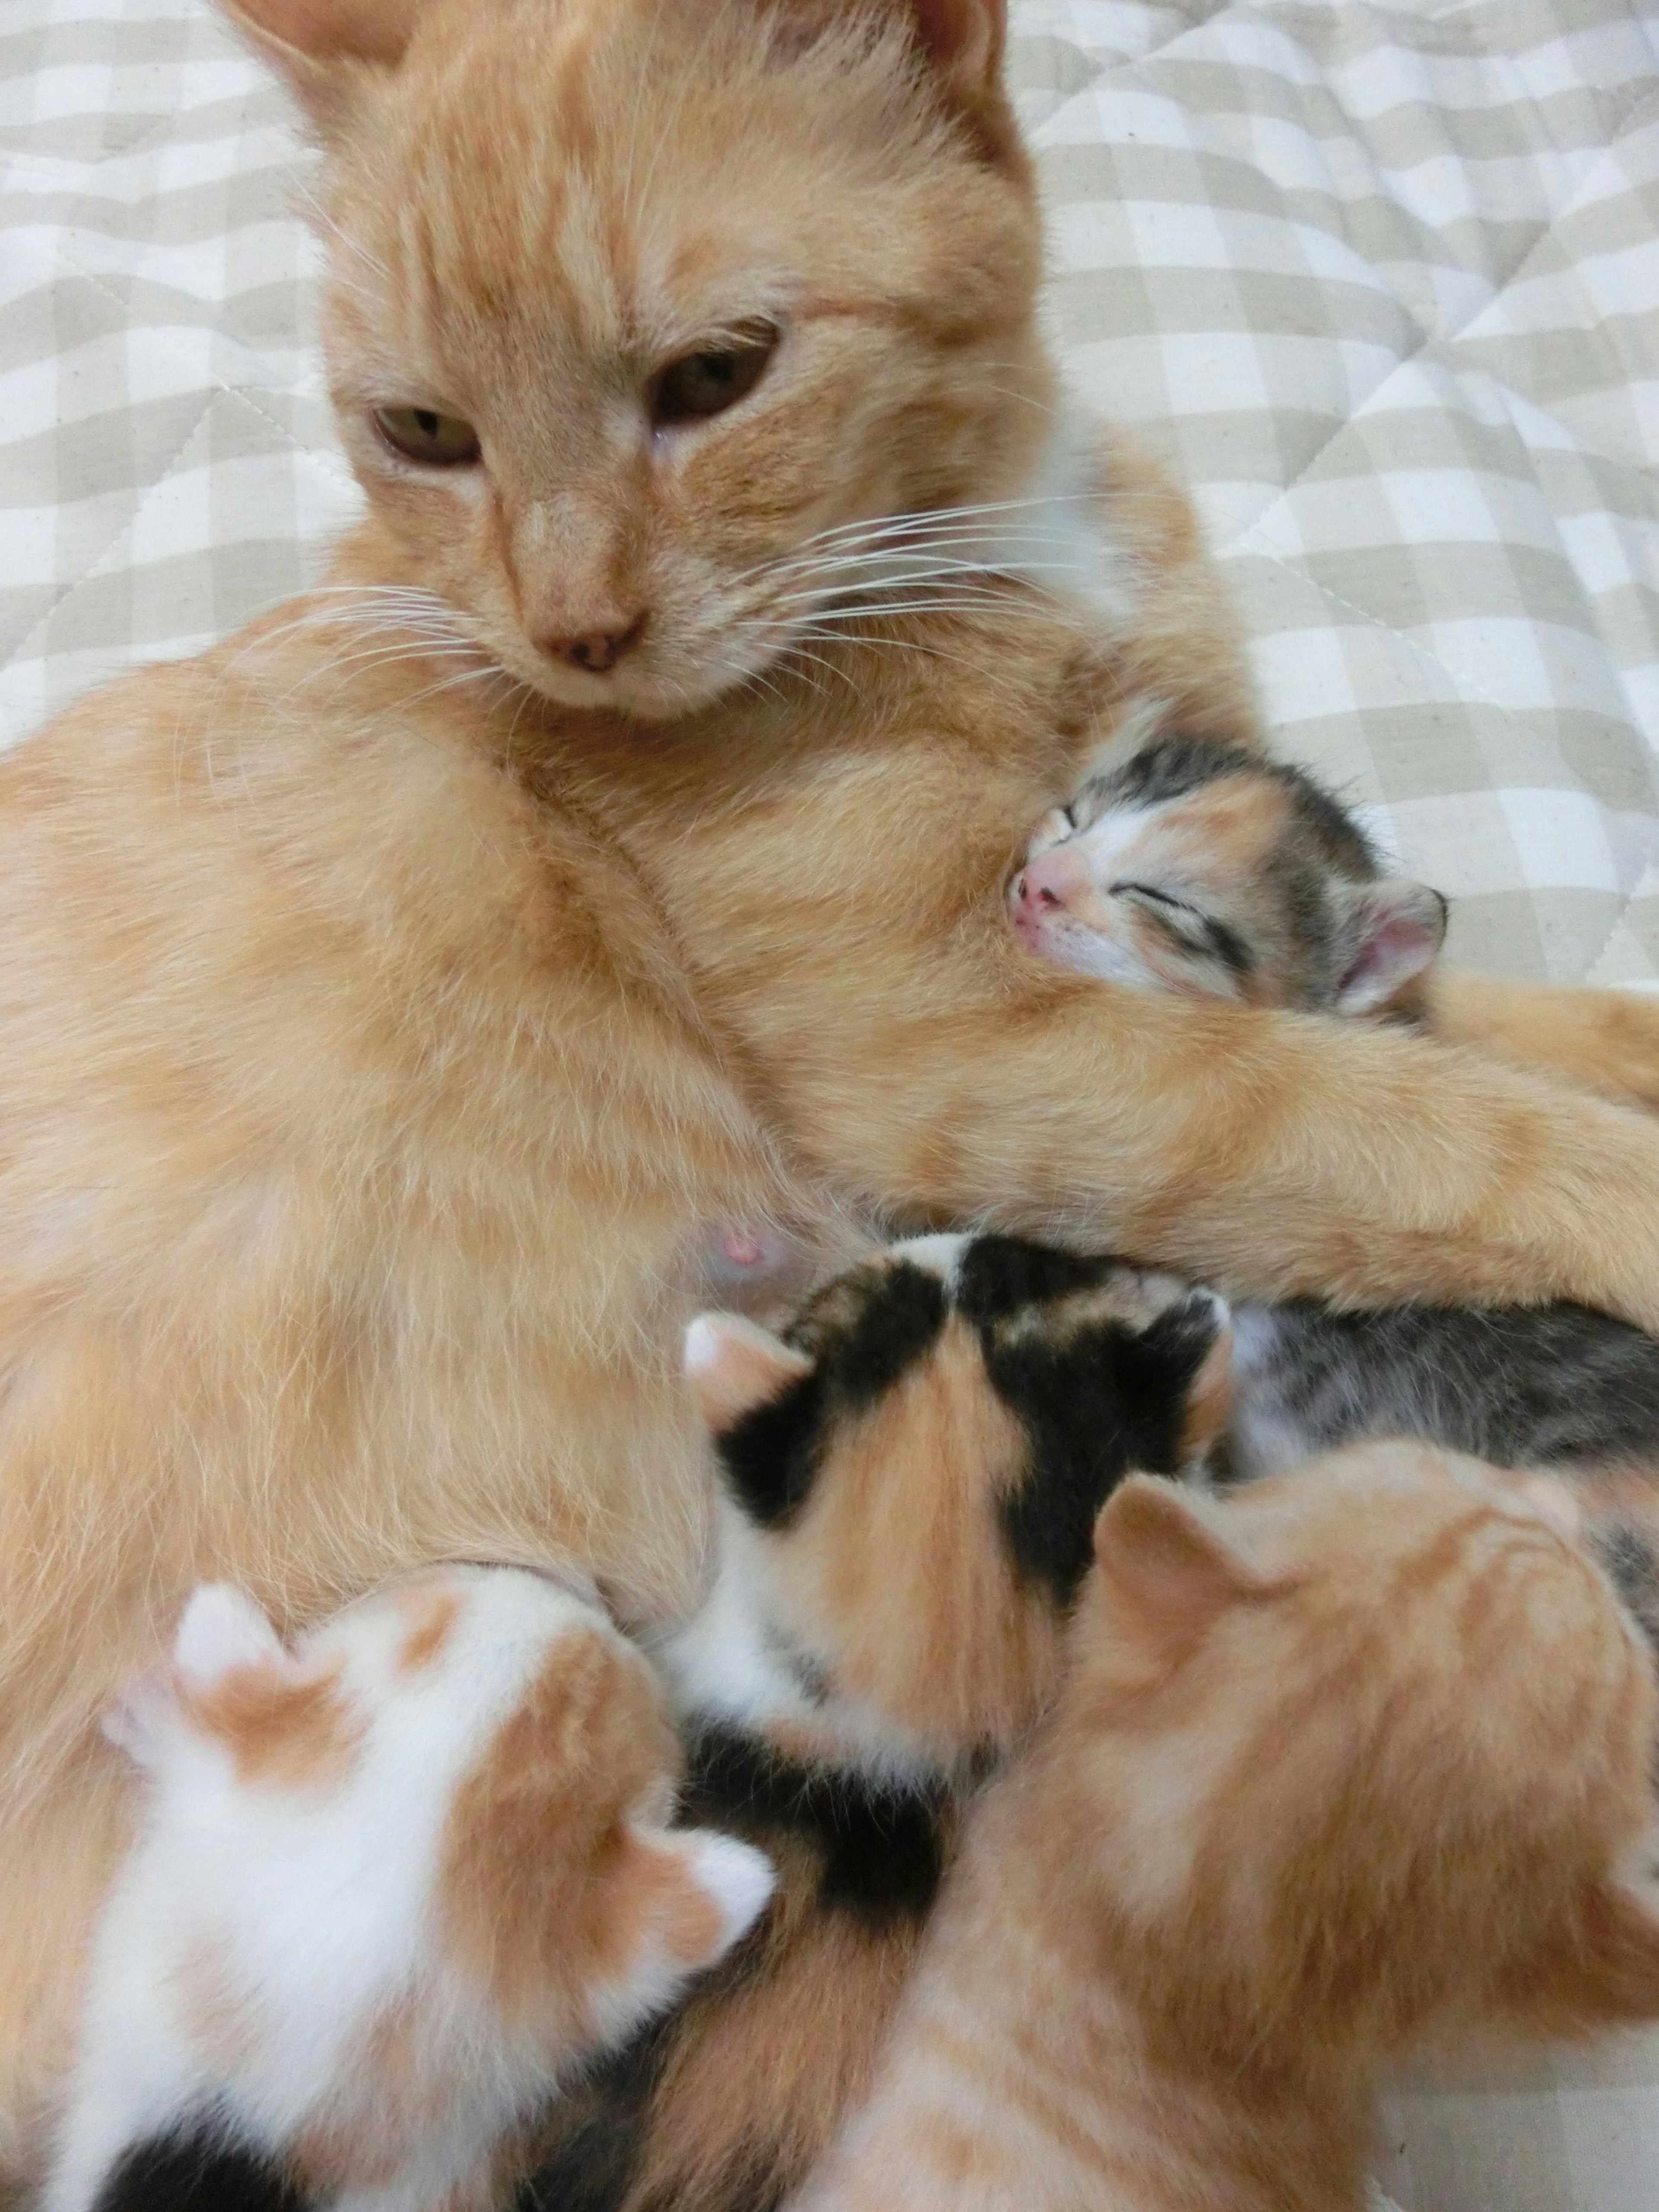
[1016,845,1090,916]
[540,614,646,674]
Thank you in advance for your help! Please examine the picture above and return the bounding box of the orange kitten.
[7,0,1659,2161]
[790,1445,1659,2212]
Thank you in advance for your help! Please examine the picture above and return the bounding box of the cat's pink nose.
[540,615,645,674]
[1017,845,1089,915]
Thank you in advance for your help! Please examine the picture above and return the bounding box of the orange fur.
[1429,969,1659,1113]
[524,1237,1229,2212]
[3,0,1659,2157]
[790,1444,1659,2212]
[184,1659,361,1791]
[438,1627,683,2037]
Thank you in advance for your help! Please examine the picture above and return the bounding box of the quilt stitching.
[0,388,214,666]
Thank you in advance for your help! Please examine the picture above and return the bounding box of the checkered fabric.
[3,1,1659,2206]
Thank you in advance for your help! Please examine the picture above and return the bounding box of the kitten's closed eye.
[1110,881,1187,910]
[651,321,780,429]
[373,407,482,467]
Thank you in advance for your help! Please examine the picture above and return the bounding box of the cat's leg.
[1428,970,1659,1114]
[742,934,1659,1331]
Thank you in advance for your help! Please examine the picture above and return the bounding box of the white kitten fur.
[49,1567,773,2212]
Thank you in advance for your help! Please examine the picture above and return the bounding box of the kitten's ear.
[1093,1476,1266,1659]
[1333,880,1449,1016]
[617,1828,775,2006]
[1136,1291,1233,1465]
[906,0,1007,110]
[659,1831,777,1969]
[216,0,426,127]
[102,1668,175,1768]
[781,0,1014,162]
[683,1314,813,1433]
[171,1583,289,1692]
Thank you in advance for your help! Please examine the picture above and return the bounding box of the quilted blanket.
[2,0,1659,2204]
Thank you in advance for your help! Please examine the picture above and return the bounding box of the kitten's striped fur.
[788,1444,1659,2212]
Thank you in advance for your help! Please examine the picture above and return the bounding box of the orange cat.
[789,1445,1659,2212]
[5,0,1659,2163]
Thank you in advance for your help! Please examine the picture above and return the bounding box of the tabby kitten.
[49,1570,772,2212]
[1011,735,1659,1638]
[10,0,1659,2157]
[1011,731,1449,1017]
[523,1233,1230,2212]
[788,1443,1659,2212]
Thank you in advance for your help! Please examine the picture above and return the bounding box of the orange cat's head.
[220,0,1049,717]
[1066,1442,1659,2062]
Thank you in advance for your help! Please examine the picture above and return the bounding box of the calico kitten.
[12,0,1659,2153]
[1010,731,1449,1016]
[48,1569,773,2212]
[1011,735,1659,1633]
[787,1443,1659,2212]
[521,1232,1231,2212]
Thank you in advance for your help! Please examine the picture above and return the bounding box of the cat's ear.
[1333,880,1449,1016]
[1135,1290,1233,1464]
[102,1668,176,1767]
[906,0,1007,113]
[780,0,1014,162]
[607,1827,775,2025]
[170,1583,289,1692]
[1093,1476,1267,1659]
[216,0,426,128]
[683,1313,813,1432]
[652,1830,777,1970]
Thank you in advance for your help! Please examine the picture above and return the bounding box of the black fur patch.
[953,1235,1118,1327]
[798,1261,949,1410]
[92,2131,311,2212]
[682,1722,947,1928]
[514,2021,667,2212]
[715,1263,947,1529]
[712,1367,830,1531]
[990,1291,1222,1603]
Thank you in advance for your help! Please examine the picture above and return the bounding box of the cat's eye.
[1111,881,1187,909]
[650,322,779,429]
[372,406,482,467]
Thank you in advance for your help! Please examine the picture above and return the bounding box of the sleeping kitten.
[521,1232,1231,2212]
[1010,731,1448,1016]
[48,1568,773,2212]
[787,1442,1659,2212]
[1010,735,1659,1635]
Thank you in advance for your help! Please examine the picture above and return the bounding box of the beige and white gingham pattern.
[3,1,1659,2206]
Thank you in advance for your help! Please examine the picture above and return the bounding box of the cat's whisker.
[767,560,1093,610]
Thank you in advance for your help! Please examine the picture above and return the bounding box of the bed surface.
[3,0,1659,2202]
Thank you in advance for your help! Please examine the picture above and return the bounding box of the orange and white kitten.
[10,0,1659,2158]
[48,1570,772,2212]
[788,1444,1659,2212]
